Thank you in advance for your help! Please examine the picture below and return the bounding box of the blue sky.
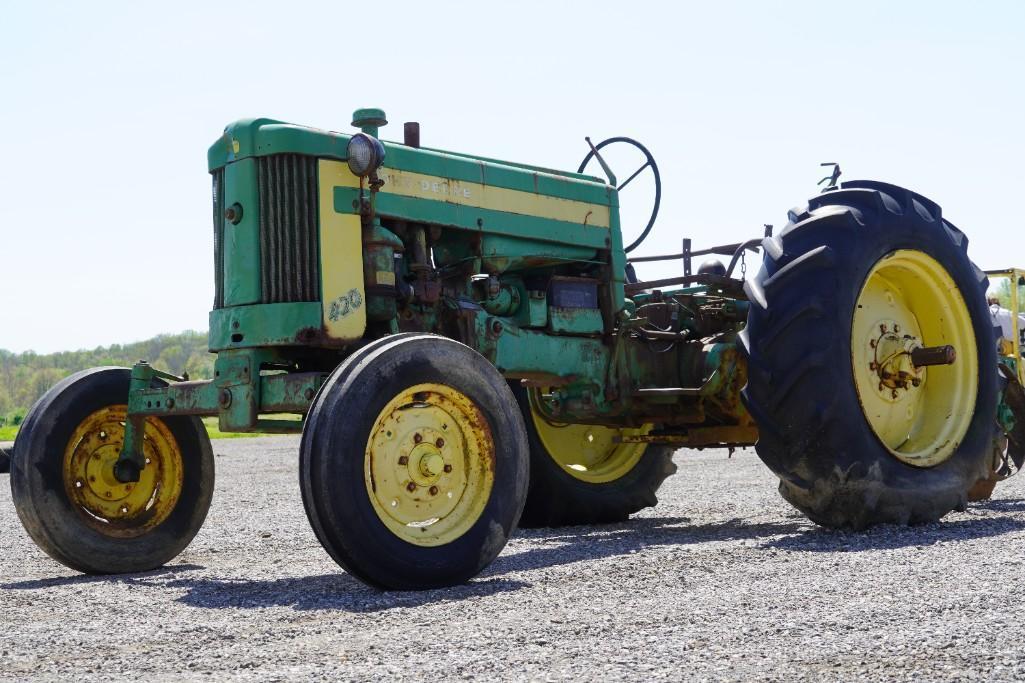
[1,1,1022,353]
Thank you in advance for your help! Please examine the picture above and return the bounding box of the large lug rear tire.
[300,335,529,590]
[10,368,215,573]
[512,384,676,528]
[740,181,998,529]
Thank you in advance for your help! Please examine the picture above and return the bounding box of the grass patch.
[202,414,301,439]
[0,417,300,443]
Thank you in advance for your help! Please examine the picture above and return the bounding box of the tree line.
[0,331,213,426]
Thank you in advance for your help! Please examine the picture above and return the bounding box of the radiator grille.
[257,155,321,303]
[212,169,225,309]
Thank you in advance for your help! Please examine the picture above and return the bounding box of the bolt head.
[429,486,439,496]
[398,455,409,466]
[436,438,445,448]
[413,433,422,444]
[443,464,452,473]
[406,482,416,492]
[891,389,899,399]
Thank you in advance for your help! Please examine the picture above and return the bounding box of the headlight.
[347,133,386,177]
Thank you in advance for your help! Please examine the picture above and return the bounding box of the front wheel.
[11,368,215,573]
[741,181,998,528]
[300,335,529,590]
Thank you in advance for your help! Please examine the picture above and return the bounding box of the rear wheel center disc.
[851,250,978,467]
[528,389,651,483]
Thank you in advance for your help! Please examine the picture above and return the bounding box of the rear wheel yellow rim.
[528,390,651,483]
[63,406,184,537]
[851,249,978,467]
[364,383,495,547]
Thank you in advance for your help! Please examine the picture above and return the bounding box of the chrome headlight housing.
[347,133,386,177]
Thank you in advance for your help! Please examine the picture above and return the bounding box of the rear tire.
[741,181,997,529]
[512,384,676,527]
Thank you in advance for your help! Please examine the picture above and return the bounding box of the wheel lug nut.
[429,486,439,496]
[398,455,409,465]
[443,464,452,473]
[406,482,416,492]
[436,438,445,448]
[413,433,422,444]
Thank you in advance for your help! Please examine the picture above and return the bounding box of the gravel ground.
[3,438,1025,682]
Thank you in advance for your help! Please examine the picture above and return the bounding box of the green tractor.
[10,109,1024,589]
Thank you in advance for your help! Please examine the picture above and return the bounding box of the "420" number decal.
[329,288,363,322]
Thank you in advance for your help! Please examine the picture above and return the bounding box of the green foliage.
[0,331,214,424]
[989,276,1025,311]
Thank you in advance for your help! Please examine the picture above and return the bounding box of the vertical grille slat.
[293,158,307,302]
[212,170,225,309]
[258,162,271,303]
[255,154,320,304]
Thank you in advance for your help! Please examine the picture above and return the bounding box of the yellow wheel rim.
[528,390,651,483]
[851,249,978,467]
[63,406,184,537]
[364,383,495,547]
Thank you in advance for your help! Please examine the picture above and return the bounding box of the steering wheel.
[578,137,661,253]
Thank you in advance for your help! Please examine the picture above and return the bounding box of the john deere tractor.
[10,109,1025,589]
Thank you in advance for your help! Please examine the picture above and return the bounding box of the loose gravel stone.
[2,437,1025,681]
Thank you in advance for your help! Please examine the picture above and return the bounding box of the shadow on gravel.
[972,497,1025,513]
[484,516,808,576]
[160,574,529,612]
[762,514,1025,553]
[1,563,204,590]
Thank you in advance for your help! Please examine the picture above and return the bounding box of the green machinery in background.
[10,109,1025,589]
